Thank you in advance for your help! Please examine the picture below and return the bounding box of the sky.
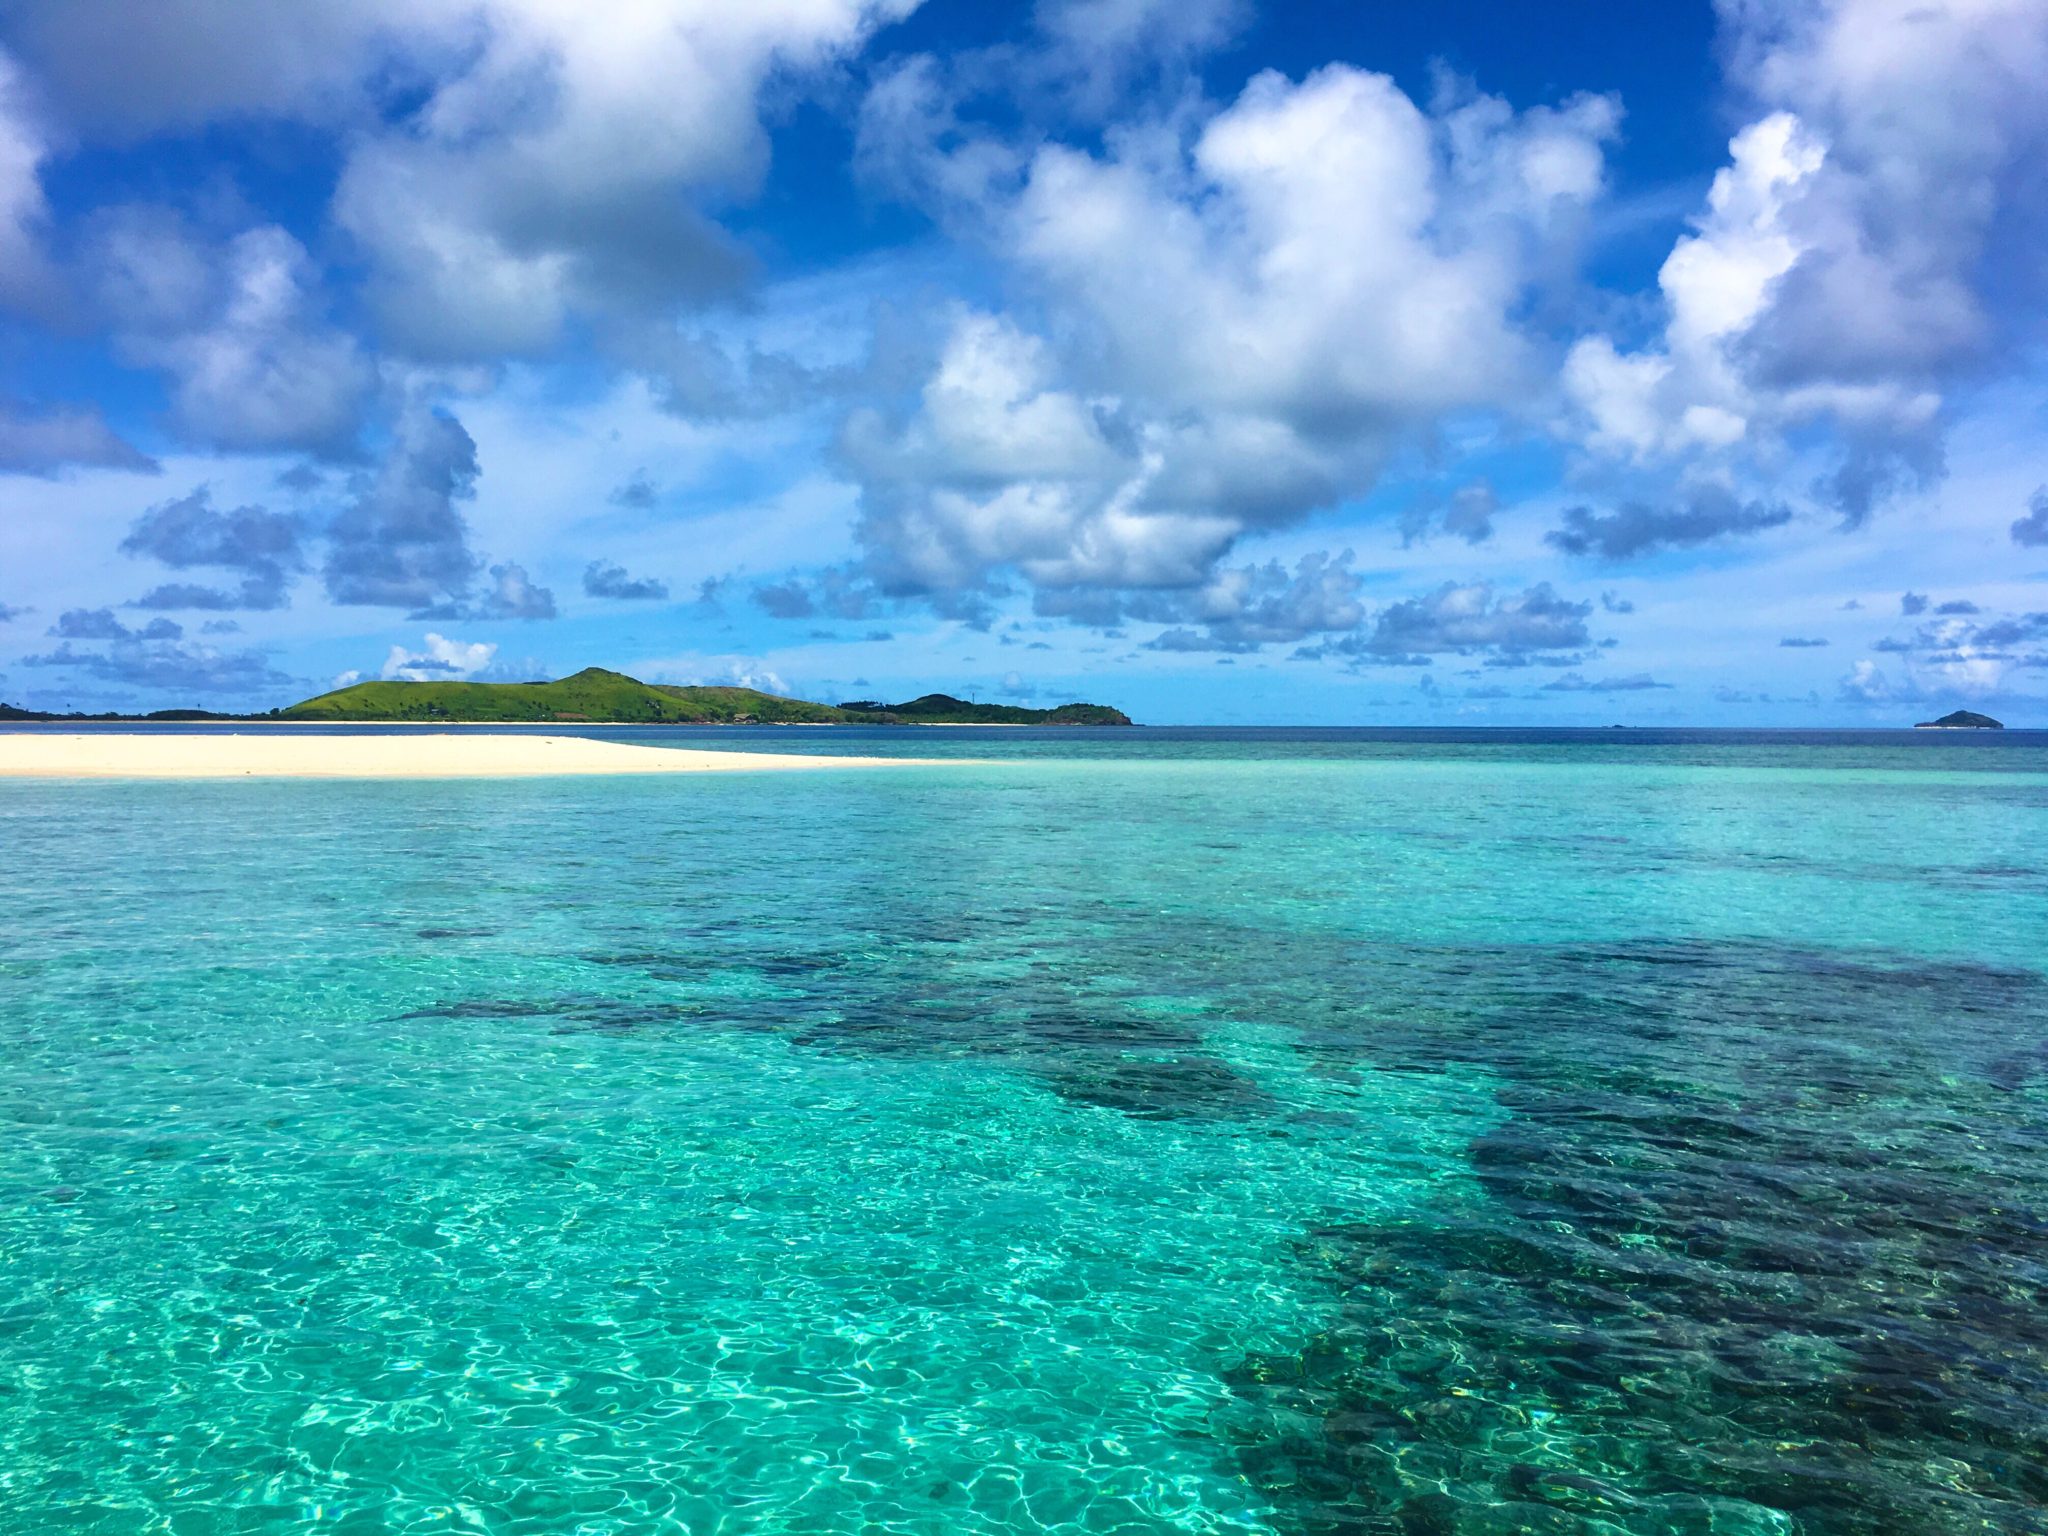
[0,0,2044,725]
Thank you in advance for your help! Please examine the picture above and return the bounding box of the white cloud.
[1032,0,1246,117]
[1725,0,2048,379]
[1566,0,2048,522]
[381,631,497,680]
[637,652,792,695]
[9,1,922,363]
[850,64,1620,613]
[844,310,1240,596]
[324,408,483,609]
[93,215,375,456]
[0,400,156,475]
[0,49,54,310]
[1,1,467,139]
[329,0,920,358]
[1009,67,1617,426]
[1562,112,1827,461]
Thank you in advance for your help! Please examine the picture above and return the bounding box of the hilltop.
[279,669,1132,726]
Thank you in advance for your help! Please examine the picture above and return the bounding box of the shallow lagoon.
[3,731,2046,1533]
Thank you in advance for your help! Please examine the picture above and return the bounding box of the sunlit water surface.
[3,730,2045,1534]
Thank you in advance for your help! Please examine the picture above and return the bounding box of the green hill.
[838,692,1131,725]
[280,669,1132,725]
[283,668,845,723]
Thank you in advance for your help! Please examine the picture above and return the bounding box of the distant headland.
[1914,710,2003,729]
[3,668,1133,727]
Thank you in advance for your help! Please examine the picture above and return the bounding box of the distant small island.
[4,669,1133,726]
[1914,710,2003,730]
[0,703,241,723]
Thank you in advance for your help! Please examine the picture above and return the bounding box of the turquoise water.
[3,733,2046,1534]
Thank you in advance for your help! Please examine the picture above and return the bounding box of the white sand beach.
[0,732,940,780]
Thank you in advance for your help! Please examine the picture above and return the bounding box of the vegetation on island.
[0,702,239,723]
[278,669,1133,726]
[1914,709,2003,729]
[838,692,1133,726]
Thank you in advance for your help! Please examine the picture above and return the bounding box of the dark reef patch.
[1207,936,2048,1536]
[1032,1052,1276,1121]
[555,911,2048,1528]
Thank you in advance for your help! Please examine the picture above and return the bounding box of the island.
[276,669,1134,725]
[3,670,1133,726]
[1,703,241,723]
[1914,709,2004,729]
[1,671,1133,726]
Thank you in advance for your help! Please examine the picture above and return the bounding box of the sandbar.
[0,732,946,780]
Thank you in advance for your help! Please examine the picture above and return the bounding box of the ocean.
[3,729,2045,1533]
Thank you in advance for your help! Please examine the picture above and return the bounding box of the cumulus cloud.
[849,61,1618,619]
[1564,0,2048,523]
[608,470,658,510]
[322,0,917,359]
[0,49,56,312]
[1032,0,1247,118]
[120,487,307,610]
[1,1,464,139]
[0,400,156,475]
[583,560,669,601]
[1561,113,1828,463]
[2014,486,2048,548]
[48,608,182,641]
[23,636,292,694]
[1900,591,1928,616]
[1540,671,1671,691]
[1779,636,1829,647]
[475,562,556,620]
[1399,481,1499,547]
[1838,659,1903,704]
[1135,551,1365,652]
[10,0,920,356]
[1854,600,2048,701]
[324,408,483,610]
[642,654,792,695]
[1724,0,2048,380]
[381,631,497,681]
[842,313,1193,598]
[313,409,558,621]
[1000,67,1616,427]
[752,580,815,619]
[0,601,27,623]
[90,211,375,456]
[1295,580,1596,667]
[1547,487,1792,559]
[1366,581,1594,660]
[406,562,558,621]
[1882,606,2048,658]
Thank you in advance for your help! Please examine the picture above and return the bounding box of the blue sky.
[0,0,2043,724]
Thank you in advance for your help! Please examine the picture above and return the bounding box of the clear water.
[3,732,2046,1534]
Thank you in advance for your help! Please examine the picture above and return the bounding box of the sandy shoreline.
[0,733,947,780]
